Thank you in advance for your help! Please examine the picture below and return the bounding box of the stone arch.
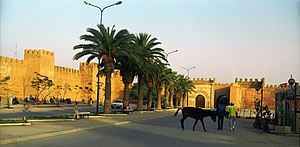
[196,94,205,108]
[216,95,229,107]
[193,90,209,108]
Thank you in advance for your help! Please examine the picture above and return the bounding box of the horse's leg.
[200,119,207,132]
[180,116,188,130]
[193,119,199,131]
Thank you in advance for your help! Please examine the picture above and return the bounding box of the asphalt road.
[1,111,299,147]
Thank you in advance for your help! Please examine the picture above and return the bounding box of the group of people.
[24,95,39,105]
[216,102,238,131]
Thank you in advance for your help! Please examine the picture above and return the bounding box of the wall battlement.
[234,78,264,83]
[192,78,215,83]
[80,62,98,67]
[24,49,54,56]
[234,77,266,87]
[266,84,288,88]
[215,83,231,86]
[54,66,79,74]
[0,56,24,64]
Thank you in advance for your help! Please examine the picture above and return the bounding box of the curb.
[0,122,31,126]
[89,116,105,118]
[133,111,154,114]
[27,119,75,122]
[101,114,128,116]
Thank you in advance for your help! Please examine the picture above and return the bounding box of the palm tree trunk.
[169,88,174,108]
[104,73,112,114]
[137,75,145,111]
[182,92,187,107]
[179,93,183,107]
[123,82,130,108]
[103,60,115,114]
[121,71,134,109]
[147,85,154,110]
[157,83,162,110]
[175,93,179,108]
[164,86,170,108]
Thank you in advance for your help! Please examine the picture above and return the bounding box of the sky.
[1,0,299,85]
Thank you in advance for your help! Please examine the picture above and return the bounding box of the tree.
[54,85,63,99]
[22,75,34,99]
[73,24,133,114]
[133,33,166,111]
[0,76,10,85]
[153,61,172,110]
[62,83,72,99]
[115,37,140,108]
[173,74,194,107]
[0,76,10,96]
[168,72,177,108]
[0,76,11,105]
[31,73,54,100]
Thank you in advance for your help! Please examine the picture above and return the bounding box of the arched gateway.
[196,95,205,108]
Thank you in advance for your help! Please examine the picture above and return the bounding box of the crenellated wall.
[0,49,291,109]
[0,56,25,98]
[190,77,289,110]
[54,65,81,99]
[0,49,124,104]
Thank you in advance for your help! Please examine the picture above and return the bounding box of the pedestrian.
[216,101,226,130]
[0,96,2,106]
[228,102,238,131]
[74,102,79,120]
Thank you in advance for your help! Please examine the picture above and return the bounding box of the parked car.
[111,99,124,109]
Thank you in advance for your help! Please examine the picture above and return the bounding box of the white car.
[111,99,124,109]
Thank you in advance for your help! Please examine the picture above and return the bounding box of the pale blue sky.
[1,0,299,85]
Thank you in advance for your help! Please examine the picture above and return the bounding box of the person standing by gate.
[228,102,237,131]
[217,101,226,130]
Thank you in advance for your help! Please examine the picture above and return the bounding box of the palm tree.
[154,62,173,109]
[117,44,141,108]
[163,70,177,108]
[73,24,133,114]
[133,33,166,111]
[166,71,178,108]
[173,74,195,107]
[183,77,195,107]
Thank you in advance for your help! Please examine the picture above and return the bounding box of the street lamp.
[165,50,178,59]
[84,1,122,114]
[255,81,263,117]
[181,66,196,106]
[181,66,196,78]
[288,75,298,134]
[84,1,122,25]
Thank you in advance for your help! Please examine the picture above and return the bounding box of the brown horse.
[174,107,216,132]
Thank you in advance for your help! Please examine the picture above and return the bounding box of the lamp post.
[165,50,178,59]
[84,1,122,115]
[181,66,196,78]
[84,1,122,25]
[255,81,263,118]
[181,66,196,106]
[288,75,298,134]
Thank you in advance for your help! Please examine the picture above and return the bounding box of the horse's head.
[210,111,217,122]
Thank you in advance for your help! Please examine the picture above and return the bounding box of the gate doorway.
[216,95,229,107]
[196,95,205,108]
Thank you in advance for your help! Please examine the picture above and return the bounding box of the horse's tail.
[174,108,182,116]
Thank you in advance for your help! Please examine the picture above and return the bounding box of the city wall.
[0,49,289,110]
[0,49,124,104]
[190,78,289,110]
